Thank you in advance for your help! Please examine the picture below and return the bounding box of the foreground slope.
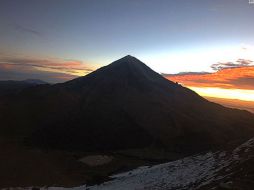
[83,137,254,190]
[6,137,254,190]
[0,55,254,153]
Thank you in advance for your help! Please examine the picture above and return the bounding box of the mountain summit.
[66,55,170,87]
[1,56,254,153]
[114,54,139,62]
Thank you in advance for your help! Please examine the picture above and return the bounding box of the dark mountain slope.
[0,55,254,153]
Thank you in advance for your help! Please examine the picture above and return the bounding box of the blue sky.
[0,0,254,81]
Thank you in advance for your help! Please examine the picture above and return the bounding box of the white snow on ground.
[3,137,254,190]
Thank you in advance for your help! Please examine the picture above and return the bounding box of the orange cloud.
[0,56,95,83]
[164,66,254,90]
[0,57,94,74]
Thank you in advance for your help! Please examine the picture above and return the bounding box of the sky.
[0,0,254,101]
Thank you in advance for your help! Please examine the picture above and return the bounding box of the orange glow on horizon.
[165,66,254,101]
[165,66,254,90]
[189,87,254,101]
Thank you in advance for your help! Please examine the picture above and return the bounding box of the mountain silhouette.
[1,55,254,153]
[0,79,48,96]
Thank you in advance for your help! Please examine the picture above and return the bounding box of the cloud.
[211,59,253,71]
[14,24,41,36]
[164,64,254,90]
[0,56,95,83]
[0,66,76,83]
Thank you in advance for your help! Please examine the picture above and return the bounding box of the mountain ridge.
[0,79,48,96]
[0,55,254,154]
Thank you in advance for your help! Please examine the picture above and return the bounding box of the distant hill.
[0,56,254,154]
[22,79,48,85]
[205,96,254,113]
[0,79,48,96]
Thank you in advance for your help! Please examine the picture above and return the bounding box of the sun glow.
[190,87,254,101]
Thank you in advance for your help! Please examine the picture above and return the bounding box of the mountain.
[0,55,254,153]
[0,79,48,96]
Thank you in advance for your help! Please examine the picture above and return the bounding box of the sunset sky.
[0,0,254,101]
